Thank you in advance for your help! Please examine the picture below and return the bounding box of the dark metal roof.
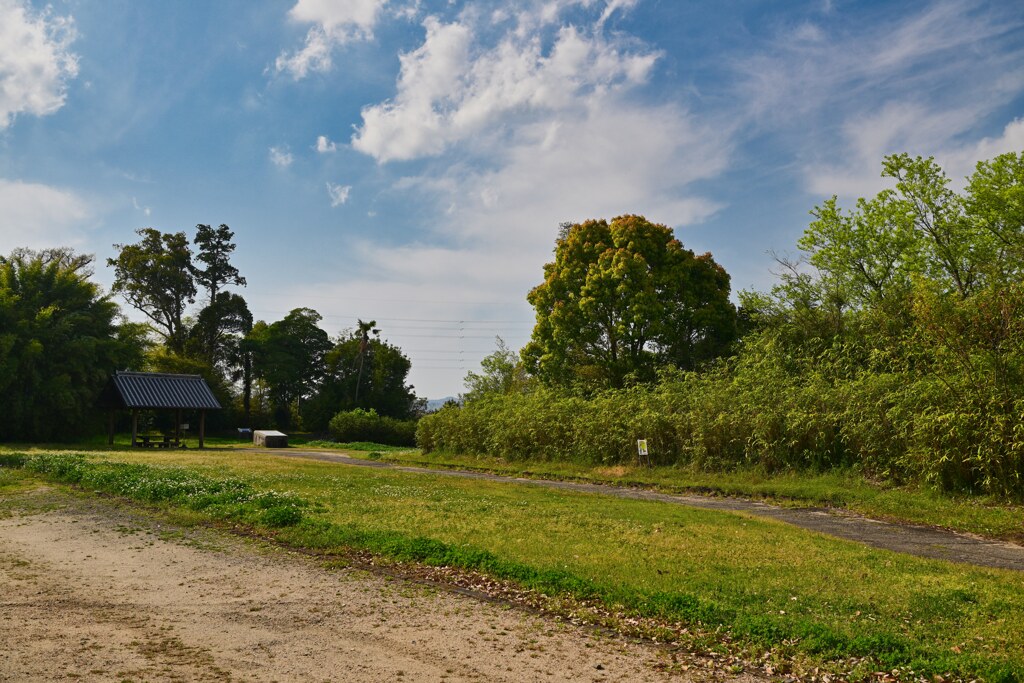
[99,371,222,410]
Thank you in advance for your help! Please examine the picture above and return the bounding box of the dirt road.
[0,490,758,682]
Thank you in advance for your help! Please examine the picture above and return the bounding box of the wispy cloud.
[0,0,79,129]
[733,0,1024,198]
[131,196,152,217]
[269,145,294,168]
[326,182,351,206]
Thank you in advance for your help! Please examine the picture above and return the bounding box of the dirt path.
[0,490,759,683]
[261,449,1024,572]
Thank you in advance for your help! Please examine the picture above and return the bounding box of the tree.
[248,308,331,429]
[302,325,419,431]
[522,215,736,389]
[189,224,247,367]
[965,151,1024,281]
[354,318,379,403]
[462,336,531,402]
[108,228,196,353]
[192,224,245,304]
[187,291,253,372]
[769,153,1024,351]
[0,248,147,441]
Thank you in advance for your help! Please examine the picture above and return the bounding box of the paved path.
[255,449,1024,572]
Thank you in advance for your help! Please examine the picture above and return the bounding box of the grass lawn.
[362,448,1024,543]
[3,445,1022,681]
[12,437,1023,541]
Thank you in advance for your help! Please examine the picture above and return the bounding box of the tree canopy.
[108,228,196,354]
[462,336,530,402]
[302,324,419,431]
[0,249,146,441]
[247,308,332,429]
[522,214,736,390]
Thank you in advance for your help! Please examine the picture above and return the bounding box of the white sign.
[637,439,648,456]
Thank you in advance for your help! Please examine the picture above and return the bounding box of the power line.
[248,308,533,325]
[246,290,527,307]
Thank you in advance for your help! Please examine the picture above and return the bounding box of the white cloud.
[269,145,294,168]
[326,182,351,206]
[940,118,1024,183]
[804,112,1024,200]
[737,1,1020,125]
[339,0,727,291]
[0,179,90,253]
[315,135,337,153]
[275,0,388,79]
[732,1,1024,199]
[301,0,732,397]
[351,13,658,162]
[0,0,79,129]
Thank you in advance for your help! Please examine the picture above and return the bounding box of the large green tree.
[0,249,146,441]
[108,228,196,354]
[522,215,736,389]
[248,308,331,429]
[302,325,419,431]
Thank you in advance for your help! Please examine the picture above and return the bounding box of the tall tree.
[189,224,247,367]
[108,229,196,353]
[0,248,147,441]
[965,151,1024,281]
[248,308,331,429]
[187,292,253,371]
[522,215,736,389]
[354,318,379,402]
[192,224,245,304]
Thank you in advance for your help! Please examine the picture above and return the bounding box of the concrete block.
[254,430,288,448]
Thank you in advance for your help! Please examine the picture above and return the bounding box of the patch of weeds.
[15,453,316,530]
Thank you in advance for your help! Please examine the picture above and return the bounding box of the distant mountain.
[425,396,458,412]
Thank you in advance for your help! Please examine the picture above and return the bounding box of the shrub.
[328,408,417,447]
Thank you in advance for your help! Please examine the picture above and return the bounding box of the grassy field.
[22,436,1023,541]
[2,445,1022,681]
[358,448,1024,543]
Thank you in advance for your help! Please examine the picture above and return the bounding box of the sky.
[2,0,1023,400]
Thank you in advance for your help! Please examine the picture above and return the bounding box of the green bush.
[416,352,1024,497]
[328,408,417,446]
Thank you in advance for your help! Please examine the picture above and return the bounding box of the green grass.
[7,446,1024,681]
[367,449,1024,543]
[8,437,1023,541]
[299,440,415,453]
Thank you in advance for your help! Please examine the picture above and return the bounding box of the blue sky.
[2,0,1023,399]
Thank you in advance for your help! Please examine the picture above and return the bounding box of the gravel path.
[261,449,1024,572]
[0,490,758,683]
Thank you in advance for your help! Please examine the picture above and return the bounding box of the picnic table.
[137,435,177,448]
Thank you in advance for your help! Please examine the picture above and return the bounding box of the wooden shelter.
[98,371,222,448]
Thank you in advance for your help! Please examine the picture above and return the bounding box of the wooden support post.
[175,409,182,447]
[199,410,206,449]
[131,409,138,447]
[107,410,115,446]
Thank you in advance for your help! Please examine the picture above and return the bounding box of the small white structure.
[254,430,288,448]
